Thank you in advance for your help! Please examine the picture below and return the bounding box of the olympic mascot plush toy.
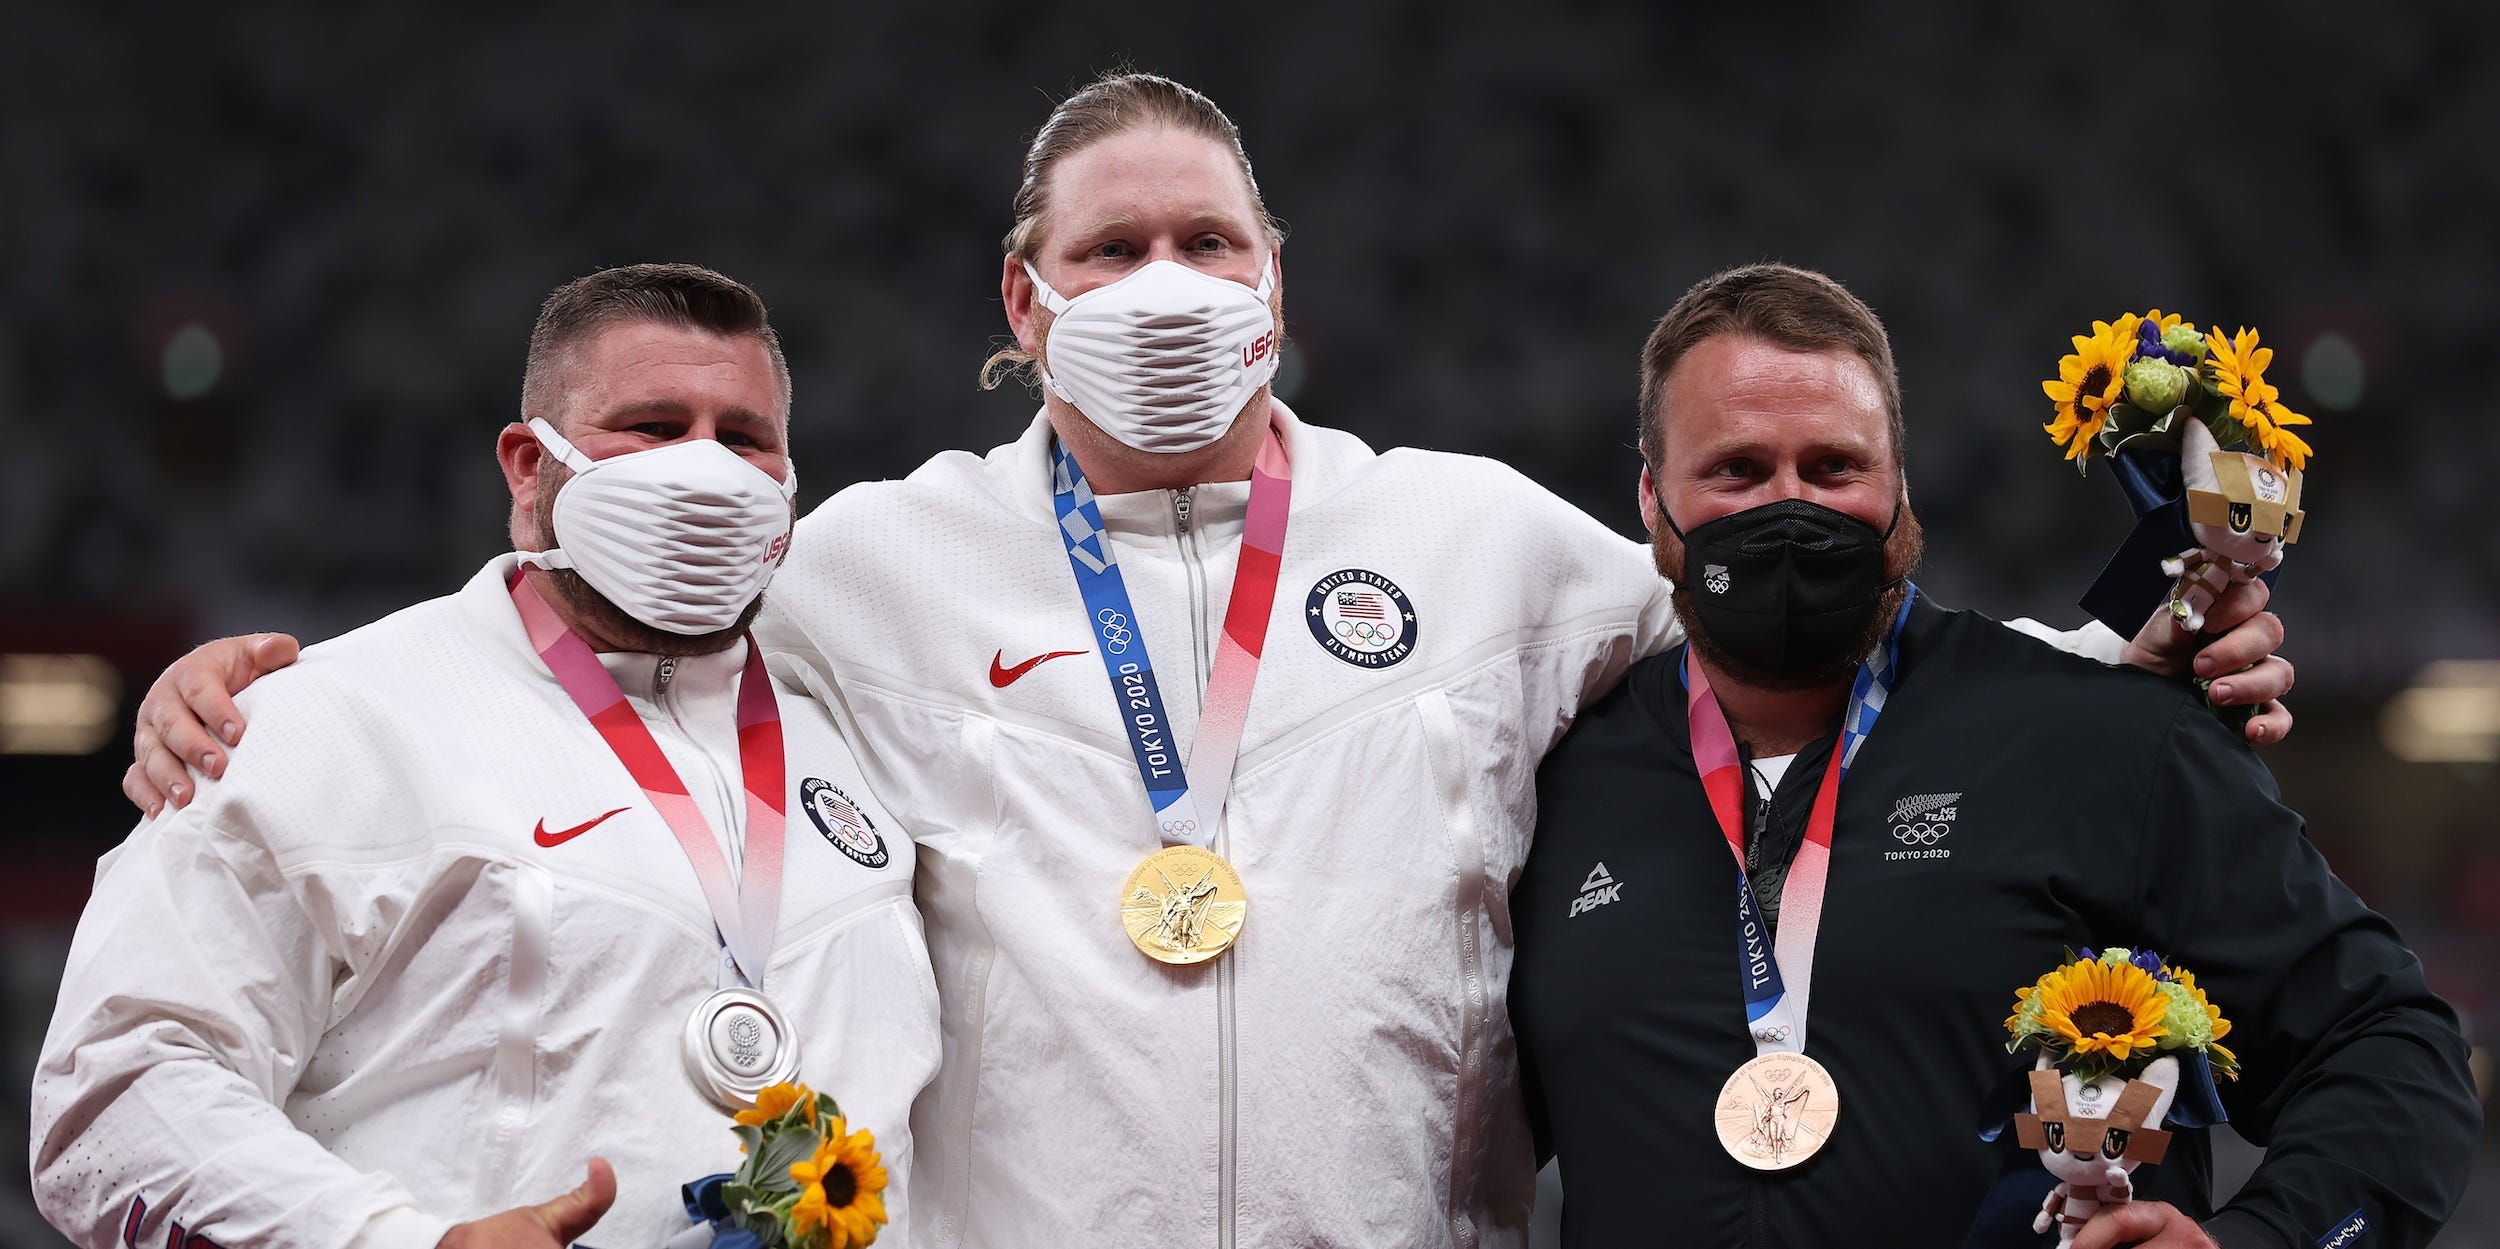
[2014,1055,2182,1245]
[1986,948,2236,1247]
[2160,418,2304,632]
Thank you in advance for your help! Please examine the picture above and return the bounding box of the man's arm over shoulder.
[2141,703,2478,1248]
[33,676,452,1249]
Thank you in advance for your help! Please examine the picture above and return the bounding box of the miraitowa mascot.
[2013,1056,2183,1244]
[1982,948,2236,1247]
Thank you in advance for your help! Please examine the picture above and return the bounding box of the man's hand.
[126,633,301,815]
[2120,578,2294,745]
[2070,1199,2218,1249]
[437,1158,616,1249]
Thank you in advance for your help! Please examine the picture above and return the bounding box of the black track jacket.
[1513,597,2478,1248]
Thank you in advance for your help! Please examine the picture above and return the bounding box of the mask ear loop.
[517,418,592,574]
[1019,262,1083,408]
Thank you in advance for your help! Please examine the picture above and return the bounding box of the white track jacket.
[33,556,939,1249]
[755,407,1666,1249]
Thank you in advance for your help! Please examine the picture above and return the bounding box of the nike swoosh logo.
[990,649,1087,688]
[533,807,631,848]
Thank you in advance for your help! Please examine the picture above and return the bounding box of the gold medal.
[1119,845,1247,965]
[1714,1051,1840,1170]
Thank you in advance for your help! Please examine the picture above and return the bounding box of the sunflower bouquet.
[2045,312,2315,649]
[683,1082,889,1249]
[2005,947,2239,1086]
[2043,311,2311,474]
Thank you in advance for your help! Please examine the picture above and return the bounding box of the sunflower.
[2032,956,2169,1064]
[789,1117,890,1249]
[735,1081,817,1129]
[2204,326,2314,472]
[2162,966,2240,1079]
[2042,314,2142,460]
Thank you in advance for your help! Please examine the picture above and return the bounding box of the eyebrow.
[1064,210,1251,243]
[599,398,782,433]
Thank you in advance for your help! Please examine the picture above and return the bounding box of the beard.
[1652,500,1926,692]
[528,461,767,657]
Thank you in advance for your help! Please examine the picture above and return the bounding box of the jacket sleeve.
[31,800,453,1249]
[2135,699,2479,1248]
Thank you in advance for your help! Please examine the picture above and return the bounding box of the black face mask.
[1660,497,1902,677]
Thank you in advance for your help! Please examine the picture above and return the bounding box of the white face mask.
[1028,258,1280,455]
[516,418,798,636]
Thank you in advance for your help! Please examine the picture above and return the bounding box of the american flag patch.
[1335,590,1387,619]
[823,790,866,830]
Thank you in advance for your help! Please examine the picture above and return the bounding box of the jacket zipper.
[1173,487,1237,1249]
[655,656,749,891]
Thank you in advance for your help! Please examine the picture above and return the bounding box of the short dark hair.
[520,262,791,423]
[1637,263,1904,474]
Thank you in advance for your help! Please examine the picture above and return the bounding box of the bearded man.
[1510,263,2478,1249]
[34,264,936,1249]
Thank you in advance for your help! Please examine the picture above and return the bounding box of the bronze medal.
[1714,1051,1840,1170]
[1119,845,1247,965]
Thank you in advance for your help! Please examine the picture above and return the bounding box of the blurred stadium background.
[3,2,2493,1244]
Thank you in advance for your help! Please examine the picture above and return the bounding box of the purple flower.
[2134,320,2196,366]
[2133,949,2170,979]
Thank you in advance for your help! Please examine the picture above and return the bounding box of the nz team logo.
[1306,569,1418,669]
[1884,791,1961,862]
[1704,563,1731,594]
[801,778,890,869]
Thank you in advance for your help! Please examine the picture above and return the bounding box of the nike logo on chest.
[533,807,631,848]
[990,648,1086,687]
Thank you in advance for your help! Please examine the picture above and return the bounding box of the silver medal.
[681,986,800,1111]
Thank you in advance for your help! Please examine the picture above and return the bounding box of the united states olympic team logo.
[1306,569,1418,669]
[801,778,890,868]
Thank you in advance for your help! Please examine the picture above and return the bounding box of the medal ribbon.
[510,573,787,988]
[1682,585,1915,1056]
[1051,426,1293,849]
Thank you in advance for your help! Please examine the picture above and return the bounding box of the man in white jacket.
[36,264,938,1249]
[120,76,2291,1249]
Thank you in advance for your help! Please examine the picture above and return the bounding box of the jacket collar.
[985,398,1364,524]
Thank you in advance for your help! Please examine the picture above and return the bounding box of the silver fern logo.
[1885,792,1961,860]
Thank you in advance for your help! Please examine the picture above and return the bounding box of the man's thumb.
[246,632,303,676]
[532,1158,617,1244]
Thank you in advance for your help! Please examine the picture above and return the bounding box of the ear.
[2179,418,2223,492]
[1638,464,1664,537]
[1003,255,1041,353]
[498,422,549,548]
[2133,1055,2181,1126]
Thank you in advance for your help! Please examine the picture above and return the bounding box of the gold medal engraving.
[1714,1052,1840,1170]
[1120,845,1247,965]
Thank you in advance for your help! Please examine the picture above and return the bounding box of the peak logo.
[1568,862,1623,918]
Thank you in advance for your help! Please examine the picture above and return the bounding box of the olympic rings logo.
[1097,608,1133,654]
[1752,1024,1792,1043]
[1332,619,1398,646]
[1162,819,1198,835]
[1891,821,1951,846]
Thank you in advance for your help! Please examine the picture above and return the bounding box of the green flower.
[2162,323,2208,362]
[2156,980,2215,1050]
[2123,359,2190,414]
[2098,947,2136,967]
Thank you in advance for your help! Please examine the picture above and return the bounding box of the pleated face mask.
[517,418,797,635]
[1028,258,1280,454]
